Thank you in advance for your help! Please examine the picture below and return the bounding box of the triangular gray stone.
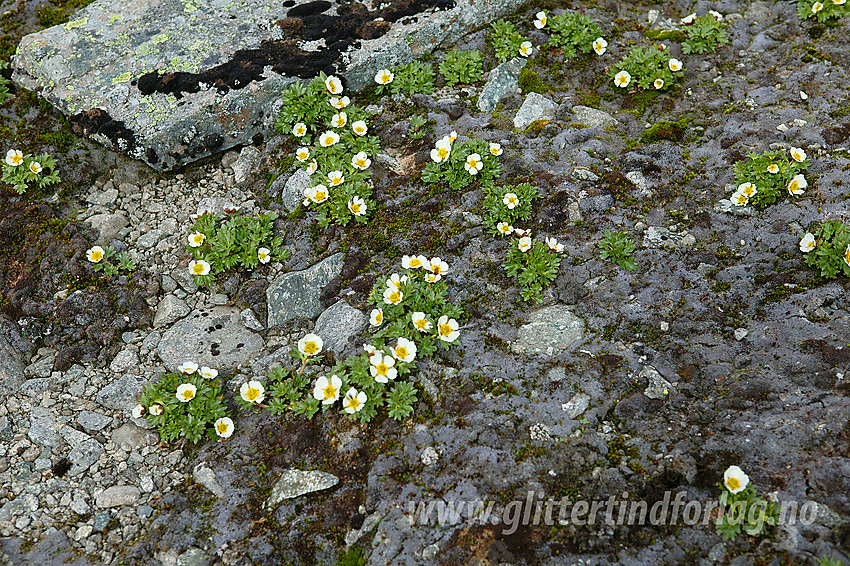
[266,253,344,326]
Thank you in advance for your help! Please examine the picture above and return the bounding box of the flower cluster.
[487,19,531,63]
[611,44,682,92]
[373,60,435,96]
[798,0,849,22]
[503,230,564,303]
[731,147,810,208]
[84,244,137,276]
[2,149,61,194]
[715,465,779,541]
[137,362,230,443]
[483,182,539,236]
[544,11,606,60]
[421,134,502,192]
[799,220,850,278]
[275,72,380,226]
[185,211,285,286]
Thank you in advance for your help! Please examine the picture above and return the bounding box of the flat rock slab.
[512,305,585,356]
[514,92,558,131]
[157,306,265,372]
[13,0,526,171]
[478,57,526,113]
[96,485,140,508]
[313,300,368,354]
[267,253,344,326]
[267,469,339,507]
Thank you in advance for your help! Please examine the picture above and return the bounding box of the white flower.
[86,246,105,263]
[437,315,459,343]
[292,123,307,137]
[383,287,403,305]
[812,0,824,12]
[331,112,348,128]
[489,142,503,156]
[680,13,697,24]
[214,417,234,438]
[723,465,750,495]
[308,184,329,204]
[730,191,749,206]
[319,130,340,147]
[767,164,780,174]
[448,130,458,143]
[497,222,514,236]
[614,70,631,88]
[787,174,807,196]
[430,137,452,163]
[29,161,42,174]
[375,69,394,85]
[132,404,145,419]
[306,159,318,175]
[709,9,723,20]
[387,273,409,290]
[370,353,397,383]
[514,228,531,237]
[844,244,850,268]
[188,232,206,247]
[790,147,807,162]
[464,153,483,175]
[327,170,344,187]
[176,383,197,402]
[669,58,683,72]
[799,233,816,253]
[592,37,608,55]
[298,333,324,357]
[393,337,417,363]
[295,147,310,162]
[200,366,218,379]
[426,257,448,276]
[737,182,758,197]
[5,149,23,167]
[503,192,519,209]
[519,42,534,58]
[518,236,533,252]
[343,388,367,413]
[402,254,426,269]
[352,152,371,170]
[348,196,366,216]
[363,344,377,356]
[370,308,384,326]
[653,78,664,90]
[412,311,432,332]
[258,247,271,264]
[179,361,199,374]
[352,120,368,136]
[189,259,211,276]
[240,380,265,404]
[313,375,342,405]
[329,96,350,109]
[325,75,343,94]
[835,0,846,5]
[424,272,441,283]
[534,11,547,28]
[545,236,564,252]
[149,404,163,416]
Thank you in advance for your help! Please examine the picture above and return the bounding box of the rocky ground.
[1,0,850,564]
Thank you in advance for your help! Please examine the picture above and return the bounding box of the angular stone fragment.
[313,300,368,354]
[514,92,558,131]
[96,485,141,508]
[266,253,344,326]
[570,106,618,129]
[266,469,339,507]
[478,57,526,112]
[512,305,585,356]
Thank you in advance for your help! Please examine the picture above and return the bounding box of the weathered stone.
[233,146,260,184]
[136,229,163,249]
[109,348,139,373]
[571,106,618,129]
[28,407,61,448]
[96,485,140,508]
[197,197,237,216]
[86,212,129,241]
[157,306,265,371]
[0,330,25,393]
[240,308,264,331]
[171,264,198,293]
[267,253,344,326]
[60,426,105,475]
[193,463,224,498]
[111,422,158,451]
[21,378,51,397]
[272,168,310,212]
[0,494,38,522]
[153,295,190,329]
[640,366,674,400]
[643,226,695,248]
[313,300,368,355]
[513,92,558,131]
[512,305,585,356]
[561,393,591,419]
[267,469,339,507]
[77,410,113,432]
[478,57,526,112]
[86,188,118,206]
[97,374,148,410]
[177,548,212,566]
[25,353,56,378]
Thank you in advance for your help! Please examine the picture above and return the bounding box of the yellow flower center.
[259,252,267,259]
[183,390,194,400]
[356,126,364,133]
[217,422,229,434]
[315,190,326,200]
[246,388,259,401]
[304,341,318,355]
[727,477,740,490]
[351,203,361,213]
[376,363,389,376]
[410,259,421,267]
[192,264,205,274]
[347,397,360,410]
[356,159,365,168]
[389,291,400,303]
[323,384,337,398]
[440,323,452,337]
[416,320,427,329]
[91,251,103,261]
[396,346,407,359]
[12,155,22,164]
[469,159,478,168]
[374,312,382,324]
[382,74,390,82]
[438,148,448,159]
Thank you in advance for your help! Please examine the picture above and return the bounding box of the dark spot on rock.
[236,342,244,348]
[536,190,570,231]
[287,0,331,17]
[52,457,71,478]
[215,323,223,330]
[203,133,224,150]
[70,108,137,155]
[822,124,850,145]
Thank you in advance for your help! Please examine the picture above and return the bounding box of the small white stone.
[800,91,808,100]
[660,321,669,331]
[734,328,749,341]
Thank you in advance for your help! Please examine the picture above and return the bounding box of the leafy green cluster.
[275,72,381,226]
[504,238,562,303]
[386,60,436,96]
[187,212,286,287]
[421,137,502,192]
[439,49,484,86]
[715,482,779,541]
[88,244,137,276]
[797,0,850,22]
[547,12,603,59]
[408,114,429,140]
[818,557,848,566]
[2,151,60,194]
[598,230,637,270]
[732,149,810,208]
[682,14,729,54]
[0,61,10,106]
[487,19,529,63]
[139,369,228,444]
[611,44,680,92]
[801,221,850,278]
[482,182,539,235]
